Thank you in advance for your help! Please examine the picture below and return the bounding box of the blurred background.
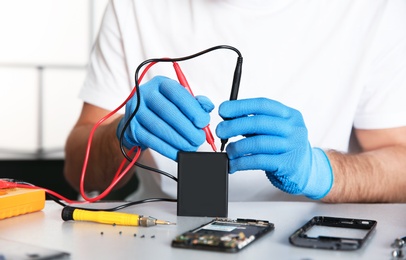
[0,0,110,199]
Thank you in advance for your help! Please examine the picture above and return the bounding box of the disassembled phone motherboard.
[172,218,274,253]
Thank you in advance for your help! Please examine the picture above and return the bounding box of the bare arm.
[322,126,406,203]
[64,103,133,192]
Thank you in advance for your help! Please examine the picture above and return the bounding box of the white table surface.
[0,201,405,260]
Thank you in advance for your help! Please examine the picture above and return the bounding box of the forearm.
[64,117,133,192]
[322,146,406,203]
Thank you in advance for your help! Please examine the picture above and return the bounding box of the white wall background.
[0,0,109,158]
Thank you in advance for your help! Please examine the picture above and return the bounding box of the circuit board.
[172,218,274,253]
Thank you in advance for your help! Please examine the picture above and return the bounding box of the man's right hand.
[117,76,214,161]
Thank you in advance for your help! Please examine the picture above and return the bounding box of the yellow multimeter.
[0,188,45,220]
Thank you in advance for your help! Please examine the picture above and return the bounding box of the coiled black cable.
[118,45,243,181]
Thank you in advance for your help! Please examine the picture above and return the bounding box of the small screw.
[133,233,137,237]
[392,238,405,248]
[392,249,404,258]
[100,232,104,235]
[113,223,116,227]
[151,235,155,238]
[140,235,145,238]
[119,231,122,235]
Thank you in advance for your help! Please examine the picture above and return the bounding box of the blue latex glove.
[216,98,333,199]
[117,76,214,161]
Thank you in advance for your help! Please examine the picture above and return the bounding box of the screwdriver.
[61,206,175,227]
[173,62,217,152]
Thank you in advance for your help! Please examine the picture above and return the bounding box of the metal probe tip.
[220,142,226,152]
[211,143,217,152]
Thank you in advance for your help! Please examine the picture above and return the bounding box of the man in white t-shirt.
[64,0,406,202]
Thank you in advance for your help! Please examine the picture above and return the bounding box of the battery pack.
[177,152,229,217]
[0,188,45,220]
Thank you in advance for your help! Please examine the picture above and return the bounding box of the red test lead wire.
[172,62,217,152]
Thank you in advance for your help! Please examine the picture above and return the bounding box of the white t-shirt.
[80,0,406,201]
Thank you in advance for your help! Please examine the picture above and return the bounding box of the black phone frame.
[289,216,377,250]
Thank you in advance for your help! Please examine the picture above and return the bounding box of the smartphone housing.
[289,216,377,250]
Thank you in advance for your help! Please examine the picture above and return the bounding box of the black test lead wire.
[119,45,243,173]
